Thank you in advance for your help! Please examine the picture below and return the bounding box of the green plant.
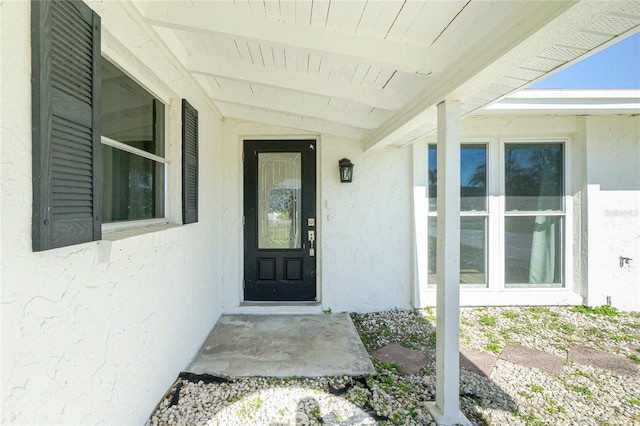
[611,334,634,342]
[570,385,593,400]
[629,396,640,406]
[371,357,402,374]
[322,307,332,314]
[520,412,546,426]
[423,306,436,323]
[572,304,619,316]
[238,396,263,419]
[572,305,591,314]
[548,404,566,414]
[527,306,551,314]
[594,304,619,316]
[346,387,370,407]
[485,333,503,354]
[412,312,427,323]
[502,311,519,320]
[559,323,576,336]
[479,314,498,327]
[360,334,372,346]
[310,407,321,421]
[530,383,544,393]
[376,324,392,337]
[628,354,640,363]
[460,329,471,346]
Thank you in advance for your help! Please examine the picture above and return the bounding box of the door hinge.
[242,279,245,289]
[242,151,245,162]
[242,216,245,226]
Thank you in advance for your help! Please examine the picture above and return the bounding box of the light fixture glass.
[338,158,354,183]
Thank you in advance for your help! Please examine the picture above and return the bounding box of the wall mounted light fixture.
[338,158,354,183]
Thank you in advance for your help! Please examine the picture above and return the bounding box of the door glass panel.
[258,153,302,249]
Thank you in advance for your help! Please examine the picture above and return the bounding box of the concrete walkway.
[185,314,375,378]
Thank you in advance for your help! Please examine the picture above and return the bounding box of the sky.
[530,32,640,89]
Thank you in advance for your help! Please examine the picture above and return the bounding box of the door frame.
[241,137,321,304]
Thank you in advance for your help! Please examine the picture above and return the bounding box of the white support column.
[426,101,471,426]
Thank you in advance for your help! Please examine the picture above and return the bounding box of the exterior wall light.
[339,158,354,183]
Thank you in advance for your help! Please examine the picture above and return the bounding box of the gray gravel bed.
[147,307,640,425]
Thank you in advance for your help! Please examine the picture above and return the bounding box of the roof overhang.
[482,89,640,115]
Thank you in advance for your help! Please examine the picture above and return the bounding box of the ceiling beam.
[220,103,367,140]
[140,2,444,74]
[208,88,380,130]
[186,53,405,110]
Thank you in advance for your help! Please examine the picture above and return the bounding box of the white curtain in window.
[528,165,559,284]
[529,215,556,283]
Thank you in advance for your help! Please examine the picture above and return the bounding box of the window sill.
[102,223,179,241]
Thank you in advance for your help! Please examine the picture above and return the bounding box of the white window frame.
[427,140,491,288]
[100,59,169,233]
[498,137,572,290]
[425,137,573,291]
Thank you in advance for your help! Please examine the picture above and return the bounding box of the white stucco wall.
[584,116,640,311]
[1,2,224,424]
[320,136,413,313]
[220,119,413,314]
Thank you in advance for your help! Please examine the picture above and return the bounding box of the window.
[101,59,166,224]
[504,143,564,287]
[428,144,488,286]
[32,0,199,251]
[427,140,566,289]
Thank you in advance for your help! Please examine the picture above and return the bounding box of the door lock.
[308,230,315,257]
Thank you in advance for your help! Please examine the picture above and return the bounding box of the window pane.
[428,217,437,283]
[427,216,487,286]
[428,146,437,211]
[461,216,487,284]
[505,216,563,287]
[461,145,487,211]
[258,153,302,249]
[428,144,487,212]
[102,146,165,222]
[101,59,165,156]
[505,143,563,212]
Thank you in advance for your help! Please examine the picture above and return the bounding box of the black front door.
[243,140,316,301]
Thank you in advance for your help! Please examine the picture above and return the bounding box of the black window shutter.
[182,99,199,224]
[32,0,101,251]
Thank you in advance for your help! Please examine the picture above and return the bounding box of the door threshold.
[225,302,324,315]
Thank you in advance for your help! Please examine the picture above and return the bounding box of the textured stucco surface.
[1,2,224,424]
[584,115,640,310]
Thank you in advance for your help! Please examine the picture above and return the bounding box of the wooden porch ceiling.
[129,0,640,149]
